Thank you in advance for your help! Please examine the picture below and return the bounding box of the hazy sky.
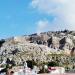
[0,0,75,39]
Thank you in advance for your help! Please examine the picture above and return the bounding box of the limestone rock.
[0,30,75,64]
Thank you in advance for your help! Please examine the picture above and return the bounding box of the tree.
[48,61,59,67]
[0,39,5,47]
[26,60,37,69]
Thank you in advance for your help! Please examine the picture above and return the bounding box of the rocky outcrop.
[0,30,75,64]
[0,40,54,64]
[28,30,75,51]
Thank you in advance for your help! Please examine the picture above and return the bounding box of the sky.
[0,0,75,39]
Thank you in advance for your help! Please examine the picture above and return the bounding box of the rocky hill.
[0,30,75,65]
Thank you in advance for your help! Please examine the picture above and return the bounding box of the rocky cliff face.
[0,30,75,64]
